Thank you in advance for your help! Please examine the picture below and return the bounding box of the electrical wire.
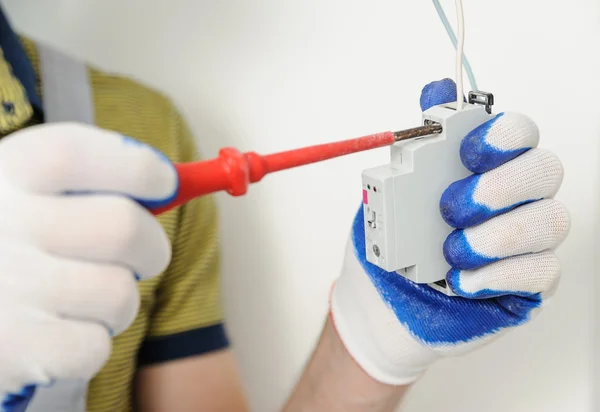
[432,0,478,92]
[454,0,464,110]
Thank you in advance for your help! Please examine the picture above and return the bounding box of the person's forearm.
[283,315,410,412]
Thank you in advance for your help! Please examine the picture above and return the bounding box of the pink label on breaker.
[363,189,368,204]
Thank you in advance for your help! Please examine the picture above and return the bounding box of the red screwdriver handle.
[150,147,261,215]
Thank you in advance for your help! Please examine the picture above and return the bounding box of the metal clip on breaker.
[361,91,495,296]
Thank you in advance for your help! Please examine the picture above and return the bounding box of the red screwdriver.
[150,123,442,215]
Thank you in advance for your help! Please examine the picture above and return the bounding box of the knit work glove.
[0,123,177,411]
[330,79,570,385]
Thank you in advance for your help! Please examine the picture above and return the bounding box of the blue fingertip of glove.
[440,174,537,228]
[120,134,172,165]
[459,113,530,173]
[120,135,180,210]
[445,269,468,295]
[496,293,542,316]
[440,174,483,227]
[446,269,539,299]
[63,135,179,211]
[443,229,500,270]
[420,78,465,111]
[2,385,35,412]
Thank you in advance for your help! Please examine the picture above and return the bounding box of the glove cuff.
[329,238,437,386]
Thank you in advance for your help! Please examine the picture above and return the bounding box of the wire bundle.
[432,0,478,109]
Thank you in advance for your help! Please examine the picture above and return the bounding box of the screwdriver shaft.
[262,124,442,175]
[393,123,442,141]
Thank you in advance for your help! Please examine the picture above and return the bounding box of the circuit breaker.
[362,93,494,295]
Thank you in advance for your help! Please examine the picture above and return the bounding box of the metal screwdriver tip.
[393,123,442,142]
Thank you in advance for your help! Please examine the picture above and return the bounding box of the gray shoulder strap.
[24,44,91,412]
[37,43,95,124]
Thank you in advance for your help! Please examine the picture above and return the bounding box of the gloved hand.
[0,123,177,410]
[330,79,570,385]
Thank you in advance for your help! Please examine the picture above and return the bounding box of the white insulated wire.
[432,0,478,92]
[454,0,465,110]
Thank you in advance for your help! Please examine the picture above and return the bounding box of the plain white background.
[3,1,599,411]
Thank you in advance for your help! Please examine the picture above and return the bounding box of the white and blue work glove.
[0,123,177,411]
[330,79,570,384]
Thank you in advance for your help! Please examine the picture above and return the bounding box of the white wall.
[3,1,598,411]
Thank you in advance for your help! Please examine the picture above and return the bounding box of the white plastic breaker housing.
[361,99,495,295]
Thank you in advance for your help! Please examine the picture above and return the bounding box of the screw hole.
[373,245,380,257]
